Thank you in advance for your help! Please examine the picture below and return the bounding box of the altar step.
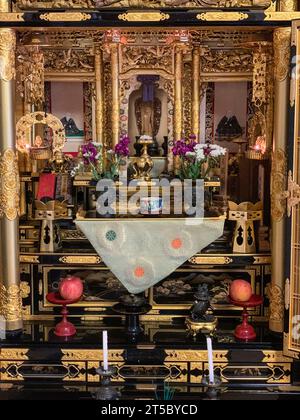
[0,320,298,387]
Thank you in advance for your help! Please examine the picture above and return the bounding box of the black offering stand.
[113,294,152,337]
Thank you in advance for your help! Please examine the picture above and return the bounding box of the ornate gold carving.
[120,45,173,75]
[61,349,124,361]
[174,46,183,141]
[165,350,228,362]
[22,305,31,316]
[271,149,287,222]
[17,47,44,107]
[60,230,86,240]
[40,12,91,21]
[16,0,95,7]
[211,362,291,384]
[273,28,291,82]
[0,13,24,21]
[118,12,169,22]
[252,51,267,107]
[183,61,192,137]
[0,361,24,381]
[16,112,66,156]
[200,49,252,74]
[58,256,102,264]
[264,11,300,20]
[44,49,94,73]
[0,29,16,82]
[15,0,271,9]
[266,284,284,324]
[189,256,233,265]
[19,255,40,263]
[110,43,120,148]
[285,171,300,217]
[0,150,20,221]
[0,349,29,360]
[197,12,249,21]
[0,284,23,323]
[191,48,200,137]
[103,61,112,149]
[280,0,297,11]
[20,282,30,299]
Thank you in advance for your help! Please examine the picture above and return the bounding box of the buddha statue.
[134,75,161,157]
[141,102,154,137]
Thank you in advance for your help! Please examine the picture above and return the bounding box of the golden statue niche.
[134,75,162,139]
[16,111,66,162]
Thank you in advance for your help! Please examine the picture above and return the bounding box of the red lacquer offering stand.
[46,292,80,337]
[229,294,263,341]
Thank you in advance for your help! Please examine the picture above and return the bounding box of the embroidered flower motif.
[134,266,145,278]
[127,258,154,288]
[95,223,125,251]
[106,230,117,241]
[164,230,193,258]
[171,238,183,250]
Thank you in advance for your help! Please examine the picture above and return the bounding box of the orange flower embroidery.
[134,266,145,278]
[171,238,183,250]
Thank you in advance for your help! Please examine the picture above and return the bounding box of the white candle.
[206,336,215,384]
[102,330,108,371]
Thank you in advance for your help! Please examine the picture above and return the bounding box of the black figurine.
[190,284,212,322]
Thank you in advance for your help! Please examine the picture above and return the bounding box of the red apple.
[229,279,252,302]
[59,276,83,301]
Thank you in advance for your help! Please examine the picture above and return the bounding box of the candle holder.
[201,373,222,400]
[94,366,121,401]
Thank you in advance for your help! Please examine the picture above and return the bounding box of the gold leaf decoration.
[118,12,170,22]
[40,12,91,22]
[197,12,249,21]
[0,149,20,221]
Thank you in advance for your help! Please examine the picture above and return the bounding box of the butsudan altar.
[0,0,300,399]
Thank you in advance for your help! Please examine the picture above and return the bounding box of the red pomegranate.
[59,276,83,301]
[229,279,252,303]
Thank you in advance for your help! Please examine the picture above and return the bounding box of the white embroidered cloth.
[76,218,224,294]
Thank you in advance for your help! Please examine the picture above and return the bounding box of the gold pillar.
[280,0,297,11]
[110,44,120,148]
[95,47,104,145]
[192,47,200,139]
[0,24,23,333]
[0,0,11,12]
[269,28,291,333]
[174,45,183,141]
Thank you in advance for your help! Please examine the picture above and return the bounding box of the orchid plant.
[172,135,226,180]
[71,136,130,181]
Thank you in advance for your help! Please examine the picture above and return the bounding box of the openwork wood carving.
[15,0,271,9]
